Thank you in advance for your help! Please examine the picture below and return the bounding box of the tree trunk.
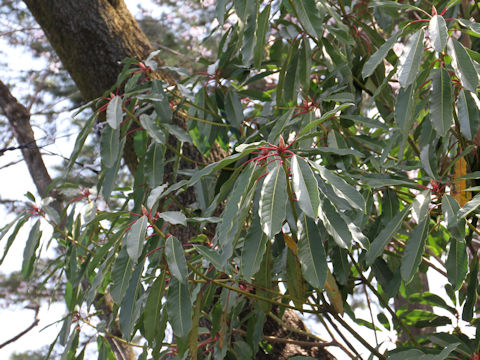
[21,1,335,359]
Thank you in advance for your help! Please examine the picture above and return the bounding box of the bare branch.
[0,304,40,349]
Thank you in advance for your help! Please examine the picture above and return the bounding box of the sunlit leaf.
[259,165,287,238]
[400,217,429,283]
[241,215,268,280]
[100,125,120,168]
[397,30,424,87]
[429,15,448,52]
[165,236,188,283]
[106,95,123,129]
[125,215,148,263]
[447,38,478,92]
[291,155,320,218]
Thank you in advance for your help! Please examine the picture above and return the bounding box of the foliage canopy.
[3,0,480,358]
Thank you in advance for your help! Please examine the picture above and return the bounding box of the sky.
[0,1,475,359]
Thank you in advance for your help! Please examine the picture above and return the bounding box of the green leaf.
[146,184,168,209]
[429,15,448,52]
[145,143,164,188]
[253,4,270,68]
[110,247,134,304]
[100,125,120,168]
[297,215,328,289]
[158,211,187,226]
[162,123,192,143]
[0,215,29,265]
[310,161,365,212]
[119,260,145,339]
[224,89,244,128]
[442,195,465,236]
[297,103,354,136]
[447,37,479,92]
[268,108,295,144]
[165,235,188,283]
[125,215,148,263]
[409,292,457,315]
[366,206,410,265]
[400,217,429,283]
[151,80,172,122]
[292,0,323,37]
[457,90,480,140]
[395,84,416,134]
[291,156,320,218]
[318,198,352,249]
[194,245,225,270]
[446,237,468,290]
[298,38,312,92]
[101,138,125,202]
[462,255,477,321]
[430,68,453,137]
[139,114,165,144]
[106,95,123,129]
[241,215,268,280]
[67,113,96,173]
[259,165,288,238]
[21,219,41,279]
[166,278,192,338]
[362,30,402,79]
[457,192,480,220]
[397,30,424,88]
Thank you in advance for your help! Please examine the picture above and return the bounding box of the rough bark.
[0,81,52,196]
[20,1,335,359]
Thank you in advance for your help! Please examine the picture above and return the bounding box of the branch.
[0,80,54,199]
[0,304,39,349]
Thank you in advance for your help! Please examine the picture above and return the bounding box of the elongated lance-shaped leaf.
[397,30,424,88]
[291,155,320,218]
[166,278,192,338]
[442,194,466,239]
[462,255,478,321]
[0,215,29,265]
[292,0,323,37]
[22,219,42,279]
[194,245,225,271]
[106,95,123,129]
[366,206,410,265]
[457,90,480,140]
[125,215,148,263]
[447,38,479,92]
[139,113,165,144]
[401,217,429,283]
[362,29,402,78]
[429,15,448,52]
[412,189,431,223]
[216,162,259,257]
[395,84,416,134]
[299,37,312,93]
[165,236,189,283]
[145,142,164,188]
[318,197,352,249]
[241,215,269,280]
[297,215,328,289]
[253,4,270,68]
[100,125,120,168]
[224,89,244,129]
[119,260,145,339]
[446,237,468,291]
[430,68,453,137]
[158,211,187,226]
[143,272,166,342]
[457,192,480,220]
[110,247,134,304]
[309,161,365,212]
[259,165,288,238]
